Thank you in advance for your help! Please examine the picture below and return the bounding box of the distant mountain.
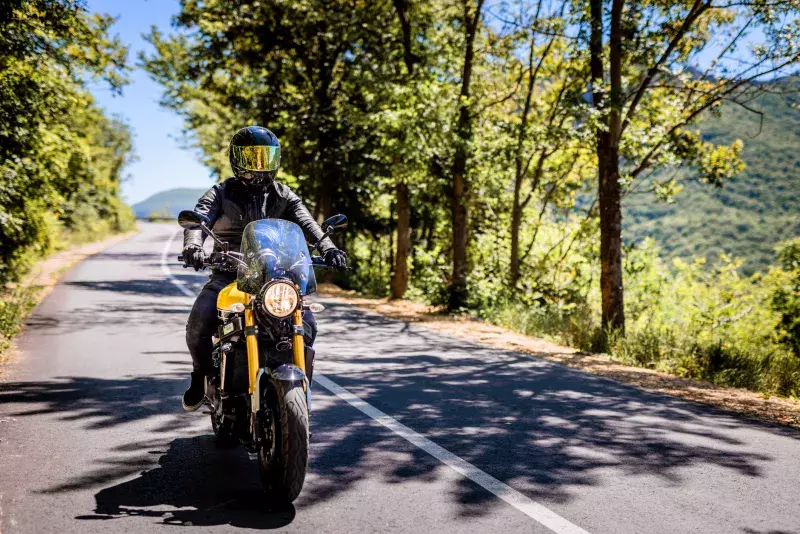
[625,76,800,274]
[132,188,207,219]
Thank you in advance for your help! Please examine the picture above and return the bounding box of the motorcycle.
[177,210,348,503]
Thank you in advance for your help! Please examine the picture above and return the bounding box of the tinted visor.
[230,145,281,172]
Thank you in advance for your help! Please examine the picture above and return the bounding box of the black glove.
[324,249,347,269]
[182,245,206,271]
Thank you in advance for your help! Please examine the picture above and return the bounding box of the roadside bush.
[0,284,39,350]
[771,238,800,358]
[611,242,800,397]
[476,236,800,398]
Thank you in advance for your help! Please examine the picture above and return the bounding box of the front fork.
[245,299,308,419]
[292,309,306,377]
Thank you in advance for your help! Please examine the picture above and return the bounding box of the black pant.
[186,271,317,374]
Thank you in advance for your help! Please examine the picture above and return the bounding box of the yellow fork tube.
[244,305,259,394]
[292,309,306,374]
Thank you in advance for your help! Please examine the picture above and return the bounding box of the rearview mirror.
[321,214,348,235]
[178,210,210,230]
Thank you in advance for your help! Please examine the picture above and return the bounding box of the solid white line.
[160,229,589,533]
[312,374,590,534]
[161,229,197,298]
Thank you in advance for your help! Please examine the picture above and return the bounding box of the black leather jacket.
[183,177,336,256]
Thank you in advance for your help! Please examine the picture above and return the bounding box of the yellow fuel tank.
[217,282,250,311]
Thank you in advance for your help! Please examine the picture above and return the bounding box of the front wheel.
[259,382,309,503]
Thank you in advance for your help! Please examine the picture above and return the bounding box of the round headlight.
[261,282,299,318]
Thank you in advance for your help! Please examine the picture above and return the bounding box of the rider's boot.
[182,371,206,412]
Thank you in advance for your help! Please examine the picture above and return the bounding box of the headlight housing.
[260,281,299,318]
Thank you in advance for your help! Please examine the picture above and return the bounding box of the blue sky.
[87,0,211,204]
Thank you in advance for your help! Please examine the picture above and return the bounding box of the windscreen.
[237,219,316,295]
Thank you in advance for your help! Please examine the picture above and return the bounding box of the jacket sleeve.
[283,189,337,255]
[183,184,222,250]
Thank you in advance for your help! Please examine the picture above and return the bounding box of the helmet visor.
[230,145,281,172]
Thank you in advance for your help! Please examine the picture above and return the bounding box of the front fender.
[253,364,306,414]
[269,363,307,384]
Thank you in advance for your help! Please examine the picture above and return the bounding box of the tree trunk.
[509,36,537,286]
[590,0,626,335]
[448,0,483,311]
[510,184,522,284]
[391,181,410,299]
[598,146,625,333]
[450,139,469,309]
[389,0,415,300]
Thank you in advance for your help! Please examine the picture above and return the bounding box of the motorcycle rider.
[181,125,347,411]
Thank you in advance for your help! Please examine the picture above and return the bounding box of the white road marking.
[160,226,589,534]
[313,374,589,534]
[161,229,197,298]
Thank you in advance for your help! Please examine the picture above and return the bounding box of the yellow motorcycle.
[177,210,347,503]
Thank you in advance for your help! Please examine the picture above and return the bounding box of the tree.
[0,0,132,281]
[584,0,800,334]
[143,0,396,229]
[448,0,486,310]
[500,2,592,287]
[389,0,417,299]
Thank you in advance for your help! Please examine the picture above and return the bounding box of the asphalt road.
[1,222,799,533]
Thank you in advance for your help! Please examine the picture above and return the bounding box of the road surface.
[1,223,799,533]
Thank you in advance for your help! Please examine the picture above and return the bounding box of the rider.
[181,125,347,411]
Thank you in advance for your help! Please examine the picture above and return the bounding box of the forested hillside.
[626,77,800,274]
[1,0,135,353]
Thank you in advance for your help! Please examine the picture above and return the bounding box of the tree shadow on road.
[3,299,798,525]
[302,301,796,517]
[0,374,186,430]
[65,279,186,297]
[1,376,296,529]
[25,301,190,334]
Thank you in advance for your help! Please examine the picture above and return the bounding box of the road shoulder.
[316,283,800,431]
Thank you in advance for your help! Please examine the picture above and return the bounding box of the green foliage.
[0,0,134,285]
[771,239,800,357]
[626,78,800,274]
[485,240,800,397]
[0,283,40,357]
[612,247,800,397]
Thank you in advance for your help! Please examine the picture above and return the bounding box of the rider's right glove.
[182,245,206,271]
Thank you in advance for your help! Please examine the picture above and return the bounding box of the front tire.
[259,382,309,503]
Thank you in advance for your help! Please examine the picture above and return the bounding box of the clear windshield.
[237,219,316,295]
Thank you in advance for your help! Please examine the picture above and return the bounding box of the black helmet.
[229,126,281,185]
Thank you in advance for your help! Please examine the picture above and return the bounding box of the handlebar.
[177,254,349,271]
[177,252,238,271]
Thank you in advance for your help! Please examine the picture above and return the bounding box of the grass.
[0,283,42,362]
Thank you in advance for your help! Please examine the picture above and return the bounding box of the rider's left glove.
[324,249,347,269]
[182,245,206,271]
